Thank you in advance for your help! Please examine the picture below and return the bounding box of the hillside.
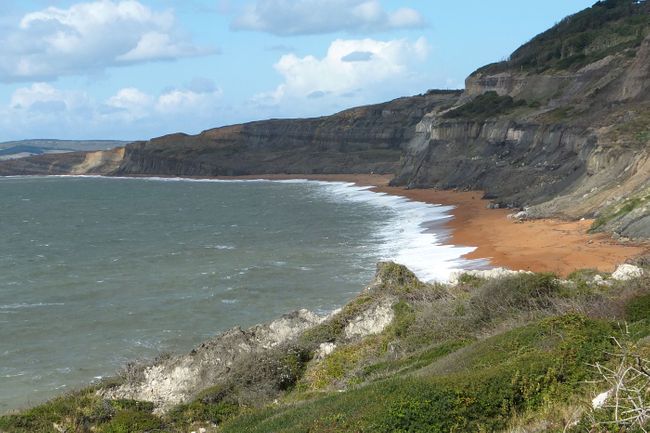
[393,0,650,238]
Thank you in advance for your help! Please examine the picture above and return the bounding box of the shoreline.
[6,172,647,276]
[1,172,647,415]
[225,173,648,277]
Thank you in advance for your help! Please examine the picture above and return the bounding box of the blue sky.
[0,0,595,141]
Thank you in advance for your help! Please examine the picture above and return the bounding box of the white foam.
[0,302,65,310]
[221,299,239,304]
[308,182,479,282]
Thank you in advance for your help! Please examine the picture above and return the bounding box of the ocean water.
[0,176,478,413]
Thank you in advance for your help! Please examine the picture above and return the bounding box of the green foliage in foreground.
[2,266,649,433]
[219,314,617,433]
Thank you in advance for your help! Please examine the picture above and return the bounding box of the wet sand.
[231,173,648,276]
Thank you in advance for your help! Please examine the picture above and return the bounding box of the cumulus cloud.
[0,78,224,140]
[10,83,92,113]
[257,37,429,107]
[0,0,215,82]
[232,0,425,36]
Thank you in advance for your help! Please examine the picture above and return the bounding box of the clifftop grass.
[2,263,649,433]
[477,0,650,74]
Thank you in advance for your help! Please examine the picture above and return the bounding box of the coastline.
[1,173,647,419]
[227,173,648,277]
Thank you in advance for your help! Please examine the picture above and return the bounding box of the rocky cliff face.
[0,148,125,176]
[113,92,459,177]
[393,16,650,238]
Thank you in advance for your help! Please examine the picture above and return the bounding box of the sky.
[0,0,596,141]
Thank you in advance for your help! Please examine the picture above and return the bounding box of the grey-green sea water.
[0,176,476,413]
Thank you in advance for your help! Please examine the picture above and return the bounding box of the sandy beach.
[232,173,648,277]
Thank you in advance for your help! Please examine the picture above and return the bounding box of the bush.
[100,410,165,433]
[443,91,527,120]
[470,272,561,324]
[626,293,650,322]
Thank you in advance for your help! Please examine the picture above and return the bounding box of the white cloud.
[0,0,215,82]
[0,79,224,140]
[106,87,153,119]
[155,87,224,114]
[257,37,430,106]
[232,0,426,35]
[10,83,91,112]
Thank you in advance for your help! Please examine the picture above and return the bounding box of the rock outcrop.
[102,309,325,412]
[101,262,404,412]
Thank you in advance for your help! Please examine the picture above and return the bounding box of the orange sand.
[231,173,648,276]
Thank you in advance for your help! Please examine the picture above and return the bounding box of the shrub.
[626,293,650,323]
[99,410,165,433]
[443,91,527,121]
[470,272,561,324]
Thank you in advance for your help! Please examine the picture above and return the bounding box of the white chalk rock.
[507,211,529,221]
[448,268,533,285]
[344,298,395,340]
[592,389,611,408]
[315,342,337,360]
[611,264,644,281]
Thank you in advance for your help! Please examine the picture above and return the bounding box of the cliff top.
[477,0,649,75]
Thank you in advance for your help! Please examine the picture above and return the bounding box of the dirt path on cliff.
[231,173,647,277]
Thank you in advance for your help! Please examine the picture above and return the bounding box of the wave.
[0,302,64,310]
[8,175,485,282]
[309,182,483,282]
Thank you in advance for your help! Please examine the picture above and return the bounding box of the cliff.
[0,148,125,176]
[113,92,459,177]
[0,91,458,177]
[393,0,650,238]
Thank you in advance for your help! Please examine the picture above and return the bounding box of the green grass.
[0,391,163,433]
[443,91,528,121]
[477,0,650,74]
[3,263,649,433]
[626,292,650,323]
[590,193,650,232]
[219,315,618,433]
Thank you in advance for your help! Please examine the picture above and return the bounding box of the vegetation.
[443,91,528,121]
[590,190,650,232]
[477,0,650,74]
[2,262,649,433]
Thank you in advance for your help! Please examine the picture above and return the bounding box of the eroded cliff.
[393,1,650,238]
[113,92,459,177]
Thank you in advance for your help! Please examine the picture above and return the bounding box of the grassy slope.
[2,264,650,433]
[478,0,650,74]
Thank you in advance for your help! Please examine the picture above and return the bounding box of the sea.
[0,176,480,412]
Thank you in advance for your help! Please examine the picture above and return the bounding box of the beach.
[233,173,648,277]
